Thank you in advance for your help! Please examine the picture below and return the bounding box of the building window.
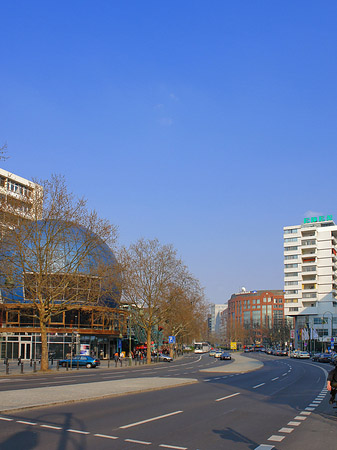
[285,263,298,268]
[284,237,298,242]
[285,255,298,260]
[284,229,299,234]
[285,272,298,277]
[289,307,299,312]
[284,246,298,252]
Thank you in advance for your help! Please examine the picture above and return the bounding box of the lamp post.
[128,306,132,366]
[322,311,333,352]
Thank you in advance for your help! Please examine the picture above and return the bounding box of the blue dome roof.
[1,220,120,307]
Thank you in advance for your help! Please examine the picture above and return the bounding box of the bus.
[194,342,211,353]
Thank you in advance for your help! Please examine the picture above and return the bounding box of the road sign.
[168,336,176,344]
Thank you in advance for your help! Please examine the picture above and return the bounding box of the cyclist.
[327,363,337,404]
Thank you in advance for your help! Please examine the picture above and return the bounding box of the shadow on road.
[213,427,259,449]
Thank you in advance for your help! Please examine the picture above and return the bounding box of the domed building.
[0,219,128,361]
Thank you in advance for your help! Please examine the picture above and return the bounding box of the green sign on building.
[304,215,333,224]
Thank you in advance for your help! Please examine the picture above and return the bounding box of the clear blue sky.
[1,1,336,304]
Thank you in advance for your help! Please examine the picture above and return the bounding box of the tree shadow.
[213,427,259,449]
[0,430,39,450]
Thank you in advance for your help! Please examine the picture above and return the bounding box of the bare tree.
[118,238,186,364]
[0,142,8,161]
[0,175,118,371]
[160,275,207,353]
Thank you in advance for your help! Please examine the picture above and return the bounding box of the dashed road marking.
[215,392,240,402]
[67,429,90,435]
[305,407,315,411]
[40,424,62,430]
[253,383,265,389]
[271,377,279,381]
[94,433,119,439]
[125,438,151,445]
[300,411,311,416]
[159,445,188,449]
[254,445,275,450]
[0,417,13,421]
[287,421,301,426]
[294,416,306,421]
[268,435,285,442]
[278,427,293,433]
[120,411,183,429]
[17,420,36,426]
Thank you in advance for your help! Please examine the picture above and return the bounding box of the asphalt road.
[0,353,335,450]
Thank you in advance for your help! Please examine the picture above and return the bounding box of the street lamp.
[322,311,333,351]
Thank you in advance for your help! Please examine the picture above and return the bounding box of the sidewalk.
[0,377,198,413]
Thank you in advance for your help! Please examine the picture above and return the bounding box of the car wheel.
[86,363,92,368]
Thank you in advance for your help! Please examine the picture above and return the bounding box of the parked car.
[297,351,310,359]
[158,353,173,362]
[219,352,232,361]
[311,353,332,363]
[59,355,100,368]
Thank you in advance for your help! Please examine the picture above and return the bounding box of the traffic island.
[200,353,263,374]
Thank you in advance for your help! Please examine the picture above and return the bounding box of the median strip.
[120,411,183,429]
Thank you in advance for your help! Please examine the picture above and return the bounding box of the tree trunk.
[147,328,152,364]
[40,320,49,371]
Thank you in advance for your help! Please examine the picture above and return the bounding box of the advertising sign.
[230,342,237,350]
[80,344,90,355]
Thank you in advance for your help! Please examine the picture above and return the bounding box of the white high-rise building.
[284,214,337,346]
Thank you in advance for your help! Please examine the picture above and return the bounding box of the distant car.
[59,355,100,368]
[209,349,216,357]
[214,350,223,358]
[158,353,173,362]
[220,352,231,360]
[312,353,332,363]
[297,351,310,359]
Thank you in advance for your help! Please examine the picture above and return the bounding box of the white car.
[297,351,310,359]
[214,350,223,358]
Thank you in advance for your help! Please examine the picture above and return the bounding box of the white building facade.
[210,303,227,334]
[284,214,337,348]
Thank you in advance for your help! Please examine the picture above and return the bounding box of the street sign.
[230,342,237,350]
[168,336,176,344]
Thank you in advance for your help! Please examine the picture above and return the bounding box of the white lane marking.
[271,377,279,381]
[94,433,119,439]
[254,445,275,450]
[294,416,307,421]
[0,417,13,421]
[120,411,183,429]
[305,407,315,411]
[214,377,221,380]
[288,421,301,426]
[67,429,90,435]
[215,392,240,402]
[282,373,287,376]
[268,435,285,442]
[279,427,294,433]
[204,379,211,382]
[159,445,188,450]
[17,420,36,426]
[125,439,151,445]
[253,383,265,389]
[40,425,62,430]
[300,411,311,415]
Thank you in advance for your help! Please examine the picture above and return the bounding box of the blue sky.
[1,1,337,304]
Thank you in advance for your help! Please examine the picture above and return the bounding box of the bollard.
[33,361,37,373]
[21,362,24,374]
[108,359,110,368]
[66,361,69,371]
[115,359,117,367]
[56,361,59,371]
[30,359,32,367]
[6,362,9,374]
[77,359,79,370]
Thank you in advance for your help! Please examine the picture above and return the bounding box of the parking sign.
[168,336,176,344]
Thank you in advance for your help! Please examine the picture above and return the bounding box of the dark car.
[59,355,100,368]
[220,352,232,360]
[316,353,332,363]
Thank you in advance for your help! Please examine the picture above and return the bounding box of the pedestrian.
[17,356,22,366]
[327,363,337,404]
